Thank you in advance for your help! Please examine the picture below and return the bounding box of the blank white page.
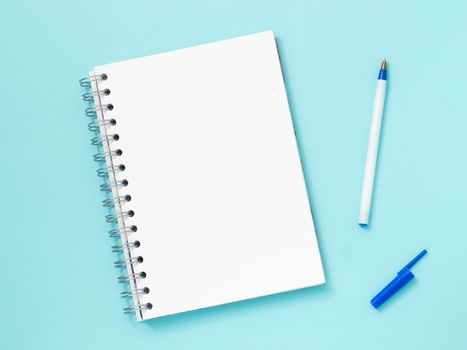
[93,31,325,321]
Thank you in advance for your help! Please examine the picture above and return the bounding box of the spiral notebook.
[80,31,325,321]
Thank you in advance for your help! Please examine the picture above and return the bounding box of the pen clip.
[398,249,427,274]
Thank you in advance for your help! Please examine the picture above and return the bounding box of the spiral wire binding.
[91,133,120,146]
[80,73,151,317]
[123,303,153,315]
[94,149,123,163]
[103,195,131,208]
[88,118,116,132]
[112,240,141,253]
[79,73,108,88]
[106,209,135,223]
[114,256,144,269]
[97,164,125,178]
[121,287,150,298]
[109,225,137,238]
[118,271,146,283]
[82,88,111,102]
[100,179,128,192]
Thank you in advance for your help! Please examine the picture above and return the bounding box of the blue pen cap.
[371,268,414,308]
[370,249,427,309]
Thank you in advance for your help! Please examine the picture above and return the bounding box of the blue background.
[1,0,466,349]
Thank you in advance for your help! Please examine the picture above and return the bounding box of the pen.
[359,59,388,226]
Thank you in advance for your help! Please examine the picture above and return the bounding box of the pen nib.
[381,59,387,70]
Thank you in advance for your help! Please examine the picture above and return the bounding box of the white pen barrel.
[359,79,387,225]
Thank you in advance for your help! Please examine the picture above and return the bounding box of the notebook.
[80,31,325,321]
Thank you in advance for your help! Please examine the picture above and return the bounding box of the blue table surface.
[1,0,466,349]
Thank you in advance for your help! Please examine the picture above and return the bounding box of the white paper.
[93,31,325,320]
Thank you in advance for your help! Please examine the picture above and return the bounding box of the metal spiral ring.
[103,194,131,207]
[81,72,151,315]
[86,103,114,117]
[91,133,119,146]
[118,271,146,283]
[88,118,116,132]
[93,149,122,162]
[106,210,134,223]
[79,74,108,88]
[85,107,97,118]
[100,179,128,192]
[123,303,153,314]
[82,89,111,101]
[112,240,140,253]
[97,164,125,178]
[121,287,150,298]
[109,225,137,237]
[114,256,143,269]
